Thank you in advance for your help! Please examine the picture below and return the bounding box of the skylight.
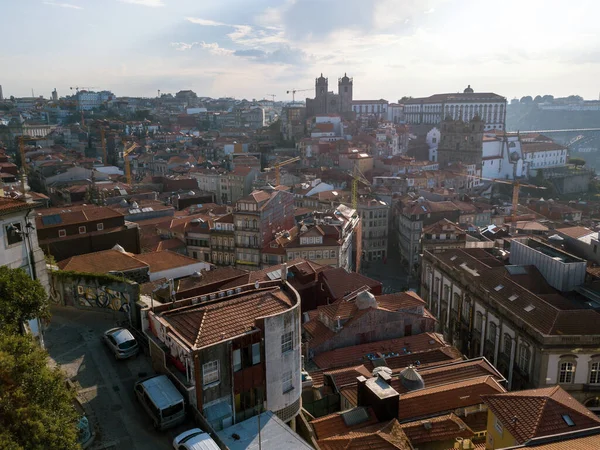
[494,284,504,291]
[509,294,519,302]
[562,414,575,427]
[524,305,535,312]
[450,255,457,261]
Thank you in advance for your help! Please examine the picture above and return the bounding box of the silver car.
[103,327,139,359]
[172,428,219,450]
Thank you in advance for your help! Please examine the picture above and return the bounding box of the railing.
[236,242,260,249]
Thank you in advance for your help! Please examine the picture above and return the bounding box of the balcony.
[583,384,600,392]
[236,242,260,249]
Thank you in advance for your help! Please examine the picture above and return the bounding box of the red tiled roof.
[325,365,372,391]
[311,407,379,440]
[396,376,506,421]
[556,226,595,239]
[317,419,412,450]
[523,433,600,449]
[320,267,381,301]
[57,249,147,273]
[35,205,123,228]
[158,286,294,349]
[135,250,201,273]
[399,413,474,444]
[482,386,600,444]
[0,197,32,215]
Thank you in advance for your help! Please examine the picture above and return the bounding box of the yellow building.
[482,386,600,449]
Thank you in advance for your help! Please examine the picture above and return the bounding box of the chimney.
[335,316,342,331]
[280,263,287,281]
[356,374,399,422]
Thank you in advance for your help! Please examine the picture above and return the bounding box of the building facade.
[420,240,600,411]
[404,86,507,130]
[437,116,485,170]
[358,198,389,262]
[305,73,353,118]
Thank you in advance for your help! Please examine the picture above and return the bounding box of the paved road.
[360,251,417,294]
[45,306,194,450]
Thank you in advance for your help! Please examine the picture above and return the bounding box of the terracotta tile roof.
[556,226,595,239]
[325,365,373,390]
[311,407,379,440]
[521,432,600,449]
[317,419,412,450]
[422,218,465,235]
[399,413,474,444]
[35,205,123,228]
[321,267,381,301]
[311,333,448,370]
[482,386,600,444]
[303,319,335,349]
[156,238,186,252]
[339,385,358,407]
[135,250,201,273]
[159,286,294,349]
[396,376,506,421]
[57,249,147,273]
[391,358,505,394]
[376,291,425,311]
[522,142,566,153]
[0,197,32,215]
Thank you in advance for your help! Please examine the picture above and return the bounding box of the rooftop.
[134,250,202,273]
[57,248,146,273]
[482,386,600,444]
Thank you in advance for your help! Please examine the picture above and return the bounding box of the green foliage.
[0,267,49,334]
[0,332,80,450]
[53,270,133,286]
[568,157,586,167]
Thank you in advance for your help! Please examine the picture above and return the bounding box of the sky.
[2,0,599,101]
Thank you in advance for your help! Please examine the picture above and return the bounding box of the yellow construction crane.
[286,88,312,103]
[274,156,301,185]
[122,140,139,185]
[351,164,371,209]
[472,175,545,234]
[18,135,39,174]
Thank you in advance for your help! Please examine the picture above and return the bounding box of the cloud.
[170,42,198,51]
[42,1,83,9]
[119,0,164,7]
[234,45,307,65]
[185,17,227,26]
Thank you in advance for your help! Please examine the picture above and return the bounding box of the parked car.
[172,428,219,450]
[103,327,139,360]
[134,375,186,430]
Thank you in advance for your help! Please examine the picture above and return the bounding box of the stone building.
[305,73,353,118]
[420,239,600,411]
[437,116,484,169]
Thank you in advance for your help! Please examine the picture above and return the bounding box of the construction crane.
[122,139,140,185]
[267,94,276,104]
[351,164,371,209]
[472,175,545,234]
[69,86,98,93]
[286,88,312,103]
[18,135,40,174]
[274,156,301,185]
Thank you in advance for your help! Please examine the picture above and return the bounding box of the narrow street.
[45,306,193,450]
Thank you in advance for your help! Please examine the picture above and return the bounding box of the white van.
[134,375,186,430]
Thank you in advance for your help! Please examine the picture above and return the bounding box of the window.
[519,345,530,373]
[78,226,86,234]
[494,416,503,435]
[503,334,512,355]
[233,349,242,372]
[203,360,219,386]
[252,342,261,365]
[475,311,483,331]
[559,361,575,383]
[5,223,23,245]
[96,222,104,231]
[58,229,66,238]
[488,322,497,343]
[590,362,600,384]
[281,332,293,354]
[283,370,293,393]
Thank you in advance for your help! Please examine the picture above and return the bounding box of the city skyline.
[2,0,600,100]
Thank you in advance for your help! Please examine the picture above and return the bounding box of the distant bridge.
[517,128,600,133]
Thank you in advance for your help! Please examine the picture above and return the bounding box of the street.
[45,306,194,450]
[360,249,418,294]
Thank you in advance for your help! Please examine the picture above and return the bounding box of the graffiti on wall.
[71,284,131,312]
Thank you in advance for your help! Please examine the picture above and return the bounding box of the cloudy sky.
[3,0,599,101]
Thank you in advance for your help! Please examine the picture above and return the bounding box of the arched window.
[434,277,440,297]
[559,361,576,383]
[519,344,531,373]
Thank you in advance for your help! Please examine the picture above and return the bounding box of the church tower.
[338,73,353,114]
[315,74,328,114]
[437,115,484,169]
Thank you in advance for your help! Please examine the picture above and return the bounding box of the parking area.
[45,306,195,450]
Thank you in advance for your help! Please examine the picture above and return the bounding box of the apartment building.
[210,213,236,266]
[145,277,302,430]
[420,238,600,410]
[358,198,389,262]
[233,189,295,269]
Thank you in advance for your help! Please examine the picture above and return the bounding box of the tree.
[542,95,554,103]
[568,157,586,167]
[534,95,543,103]
[0,266,49,334]
[399,96,413,103]
[0,333,80,450]
[520,96,533,104]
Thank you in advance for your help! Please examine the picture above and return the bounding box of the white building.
[521,139,568,176]
[386,103,404,123]
[77,90,114,111]
[351,99,389,119]
[404,86,507,130]
[481,132,525,180]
